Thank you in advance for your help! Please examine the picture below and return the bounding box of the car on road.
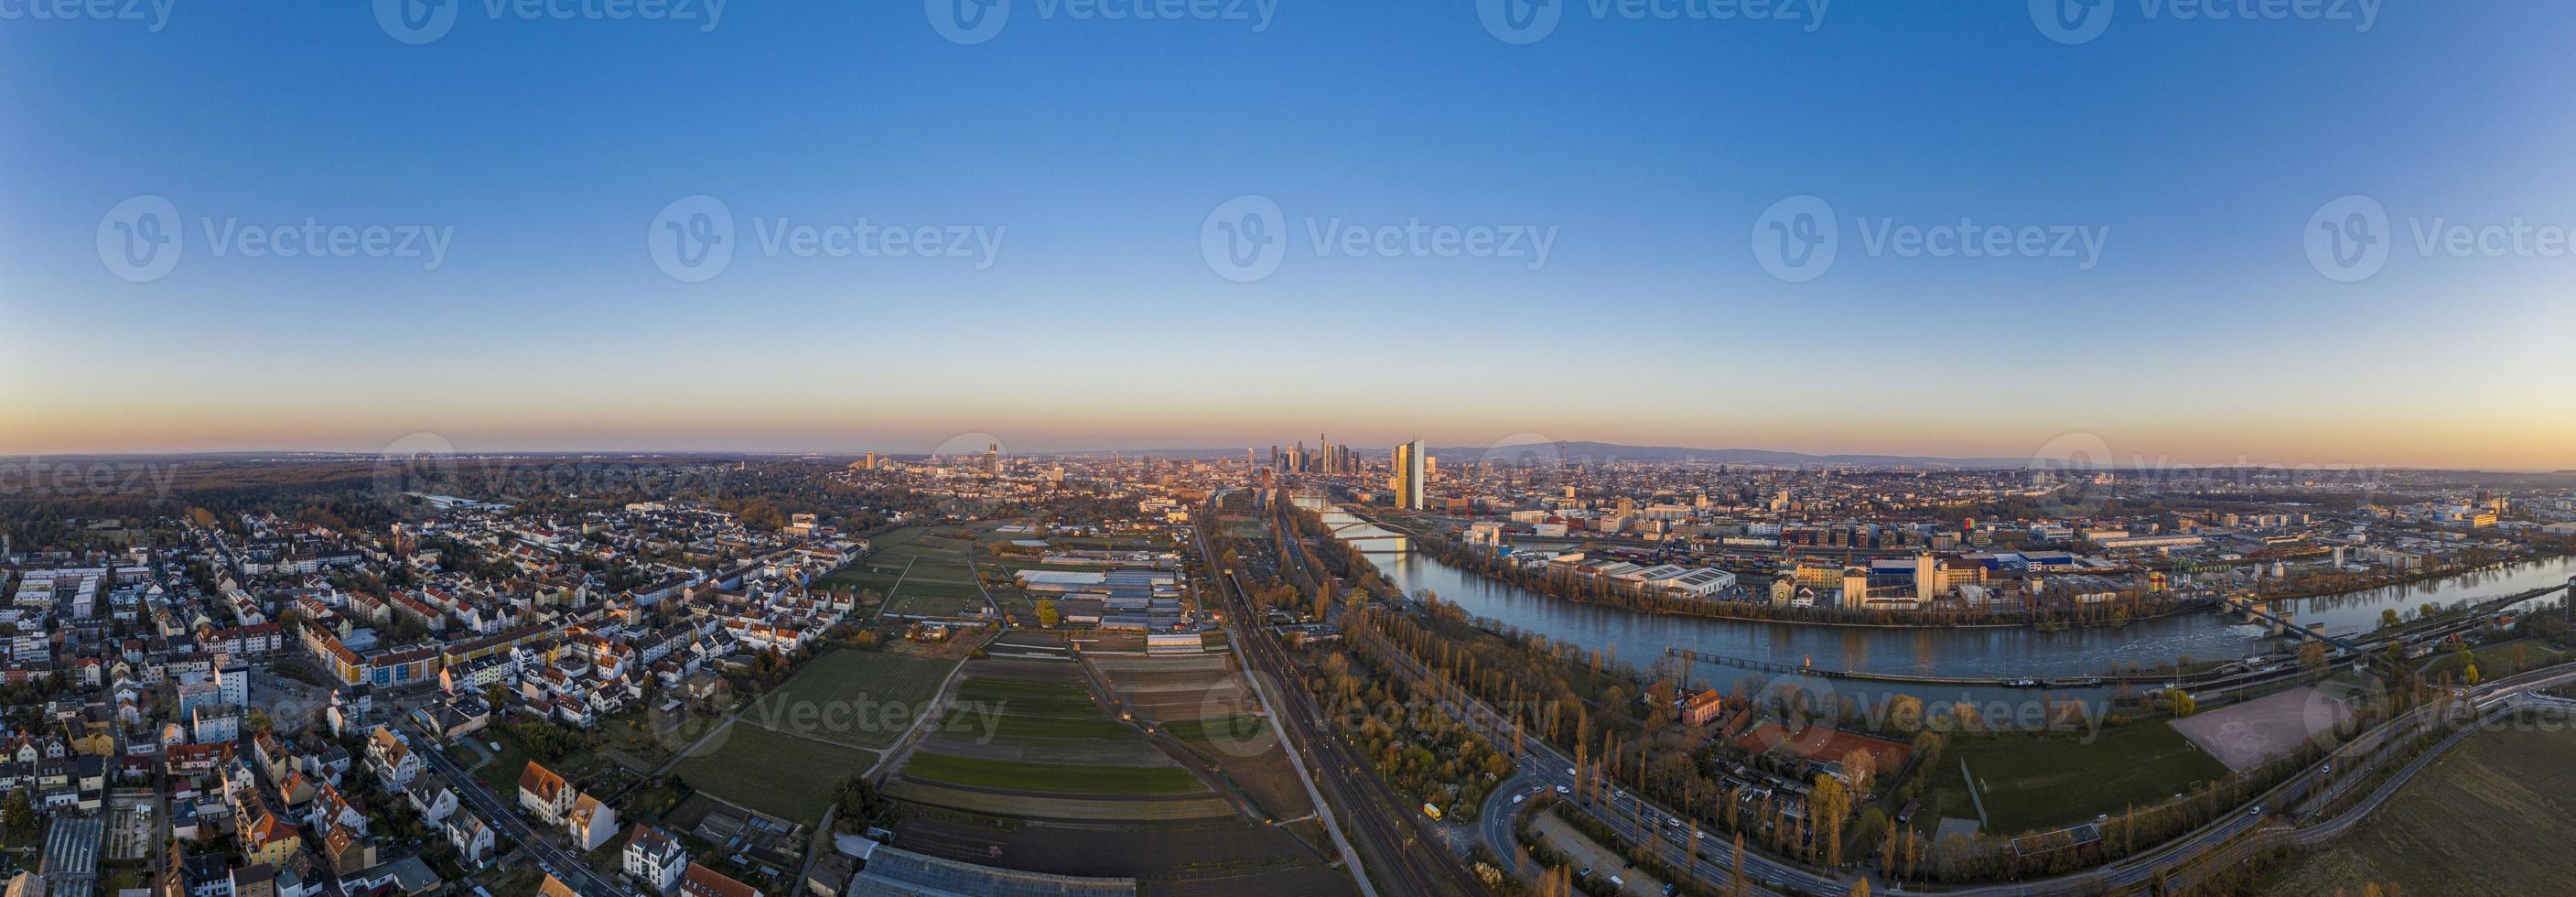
[1555,784,1570,795]
[1512,793,1526,805]
[2247,805,2262,817]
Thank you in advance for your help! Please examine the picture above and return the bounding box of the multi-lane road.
[1195,517,1486,897]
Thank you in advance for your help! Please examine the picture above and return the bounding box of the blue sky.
[3,0,2571,465]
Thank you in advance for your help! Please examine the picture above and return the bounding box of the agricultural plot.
[674,720,878,825]
[2258,726,2576,896]
[886,658,1350,893]
[741,649,959,750]
[897,660,1206,815]
[868,526,999,620]
[1089,654,1317,824]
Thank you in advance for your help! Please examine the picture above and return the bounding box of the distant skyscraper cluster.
[1271,436,1358,477]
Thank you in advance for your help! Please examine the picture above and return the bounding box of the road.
[1476,773,1536,878]
[1193,515,1485,897]
[414,727,622,897]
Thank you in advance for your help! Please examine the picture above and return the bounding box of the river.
[1303,501,2576,709]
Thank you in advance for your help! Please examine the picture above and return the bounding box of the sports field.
[2170,686,2350,772]
[1921,719,2228,836]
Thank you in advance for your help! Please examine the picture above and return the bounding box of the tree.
[2380,609,2401,630]
[2168,688,2197,717]
[2464,663,2482,686]
[1843,748,1879,798]
[830,775,888,828]
[2,790,31,837]
[1035,600,1061,627]
[1850,881,1870,897]
[1812,773,1852,866]
[1730,832,1748,897]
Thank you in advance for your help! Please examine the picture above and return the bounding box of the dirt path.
[866,635,991,779]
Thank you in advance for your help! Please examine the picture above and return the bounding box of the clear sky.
[4,0,2571,468]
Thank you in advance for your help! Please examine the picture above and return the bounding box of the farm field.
[741,649,959,750]
[901,752,1203,794]
[885,657,1353,893]
[2258,726,2576,896]
[892,812,1357,896]
[874,525,997,619]
[1918,719,2228,837]
[1090,654,1317,825]
[674,720,878,825]
[897,659,1194,809]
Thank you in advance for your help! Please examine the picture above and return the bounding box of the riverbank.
[1297,499,2576,698]
[1346,504,2204,632]
[2247,548,2569,604]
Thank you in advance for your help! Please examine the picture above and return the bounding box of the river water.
[1305,502,2576,708]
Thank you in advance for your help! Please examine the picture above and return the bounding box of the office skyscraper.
[1395,439,1427,511]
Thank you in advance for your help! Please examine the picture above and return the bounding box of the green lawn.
[741,650,958,749]
[2421,638,2566,681]
[901,751,1203,794]
[1924,720,2228,836]
[674,722,878,824]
